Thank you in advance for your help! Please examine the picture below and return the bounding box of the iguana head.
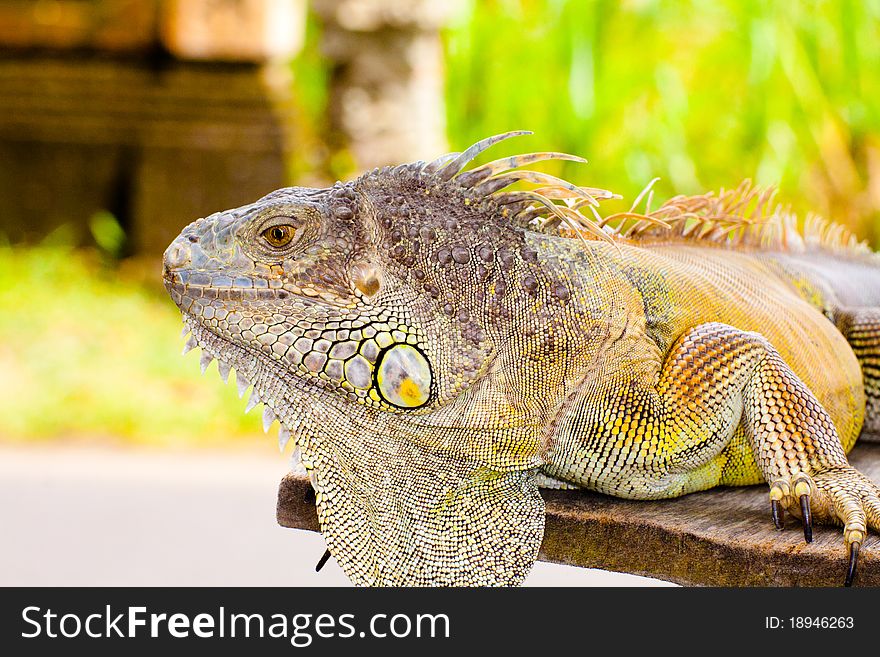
[163,131,613,586]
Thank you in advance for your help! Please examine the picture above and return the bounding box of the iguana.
[163,131,880,587]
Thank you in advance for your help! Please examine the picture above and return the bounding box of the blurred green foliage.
[444,0,880,242]
[3,1,880,444]
[88,210,126,260]
[288,6,333,185]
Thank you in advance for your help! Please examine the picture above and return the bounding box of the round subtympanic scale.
[375,344,431,409]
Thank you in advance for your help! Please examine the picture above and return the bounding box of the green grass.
[443,0,880,244]
[0,245,266,447]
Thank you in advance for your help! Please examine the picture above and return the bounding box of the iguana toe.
[774,466,880,586]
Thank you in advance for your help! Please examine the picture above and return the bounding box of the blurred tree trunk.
[312,0,455,173]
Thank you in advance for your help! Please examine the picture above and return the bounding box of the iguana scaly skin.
[163,131,880,586]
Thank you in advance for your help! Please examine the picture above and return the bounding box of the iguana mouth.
[163,270,350,311]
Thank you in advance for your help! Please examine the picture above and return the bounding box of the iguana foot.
[769,466,880,586]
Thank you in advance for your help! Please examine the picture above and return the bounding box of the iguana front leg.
[548,321,879,584]
[667,323,880,586]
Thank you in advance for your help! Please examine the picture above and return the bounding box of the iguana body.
[163,131,880,586]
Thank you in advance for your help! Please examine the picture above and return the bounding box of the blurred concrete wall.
[0,0,451,258]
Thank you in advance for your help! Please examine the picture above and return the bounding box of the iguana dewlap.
[163,131,880,586]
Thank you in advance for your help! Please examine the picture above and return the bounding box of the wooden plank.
[277,442,880,586]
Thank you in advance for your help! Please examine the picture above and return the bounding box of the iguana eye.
[262,224,296,248]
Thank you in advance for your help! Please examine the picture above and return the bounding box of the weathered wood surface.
[277,442,880,586]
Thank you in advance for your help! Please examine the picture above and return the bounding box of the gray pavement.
[0,444,672,587]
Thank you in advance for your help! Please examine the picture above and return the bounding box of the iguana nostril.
[163,239,192,271]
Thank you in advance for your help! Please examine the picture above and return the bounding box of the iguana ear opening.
[300,430,545,586]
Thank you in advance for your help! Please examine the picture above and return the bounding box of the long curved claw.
[793,478,813,543]
[799,493,813,543]
[315,548,332,573]
[845,541,860,587]
[771,499,785,530]
[768,481,789,531]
